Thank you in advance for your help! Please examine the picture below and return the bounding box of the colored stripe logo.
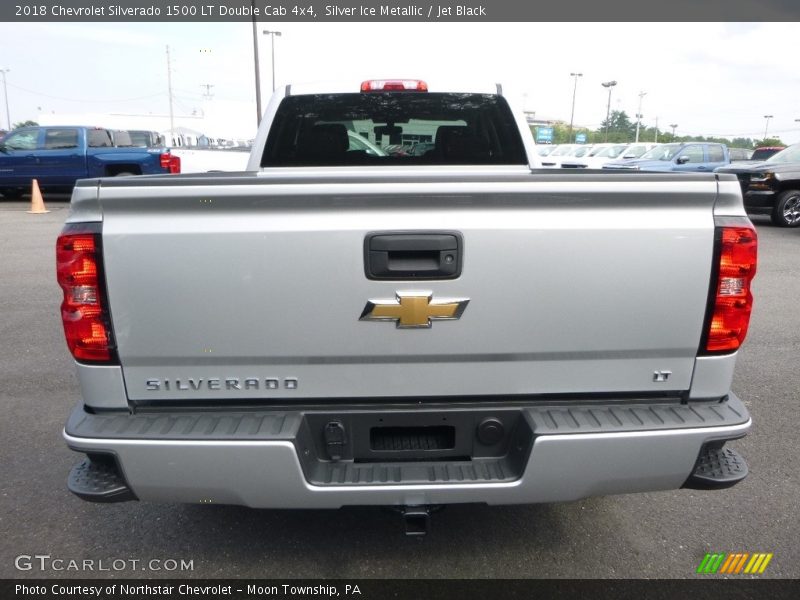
[697,552,773,574]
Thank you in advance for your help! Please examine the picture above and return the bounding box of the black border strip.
[4,1,800,22]
[2,579,798,599]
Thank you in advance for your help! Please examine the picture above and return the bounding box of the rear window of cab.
[261,93,528,167]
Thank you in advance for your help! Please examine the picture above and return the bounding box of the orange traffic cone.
[27,179,49,214]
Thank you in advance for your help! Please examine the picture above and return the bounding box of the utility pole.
[634,91,646,143]
[200,84,215,99]
[0,68,10,130]
[568,72,582,143]
[601,80,617,142]
[165,46,175,143]
[654,117,659,143]
[670,123,678,138]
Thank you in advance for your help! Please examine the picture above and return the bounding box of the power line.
[7,82,163,103]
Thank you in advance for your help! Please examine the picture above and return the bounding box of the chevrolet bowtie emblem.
[360,292,469,328]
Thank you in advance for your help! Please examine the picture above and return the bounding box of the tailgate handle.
[365,232,462,280]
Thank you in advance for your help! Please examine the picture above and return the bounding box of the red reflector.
[56,231,113,362]
[705,225,757,353]
[360,79,428,92]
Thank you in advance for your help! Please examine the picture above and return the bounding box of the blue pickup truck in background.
[602,142,730,172]
[0,126,179,198]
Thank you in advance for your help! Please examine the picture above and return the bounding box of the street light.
[634,91,646,143]
[763,115,773,140]
[670,123,678,138]
[568,72,582,142]
[251,1,261,126]
[0,68,10,131]
[263,30,282,93]
[601,80,617,142]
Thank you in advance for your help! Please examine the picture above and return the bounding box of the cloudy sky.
[0,21,798,143]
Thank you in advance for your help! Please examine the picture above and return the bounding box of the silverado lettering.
[145,378,298,391]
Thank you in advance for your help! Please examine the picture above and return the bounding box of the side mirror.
[676,155,690,165]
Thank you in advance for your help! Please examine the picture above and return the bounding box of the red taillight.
[360,79,428,92]
[56,229,114,362]
[704,223,757,353]
[160,152,180,173]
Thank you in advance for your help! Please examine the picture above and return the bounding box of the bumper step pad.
[67,457,136,503]
[684,446,748,490]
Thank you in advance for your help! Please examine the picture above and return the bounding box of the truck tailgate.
[94,172,718,402]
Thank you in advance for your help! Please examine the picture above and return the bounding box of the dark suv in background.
[716,144,800,227]
[750,146,785,161]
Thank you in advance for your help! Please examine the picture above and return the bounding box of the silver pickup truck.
[58,80,757,534]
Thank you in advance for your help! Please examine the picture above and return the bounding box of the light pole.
[634,91,646,143]
[263,30,282,93]
[568,72,582,142]
[670,123,678,138]
[165,48,174,141]
[251,4,262,125]
[763,115,773,140]
[0,68,11,131]
[601,80,617,142]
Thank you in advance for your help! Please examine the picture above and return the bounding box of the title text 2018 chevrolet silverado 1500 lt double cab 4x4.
[59,80,756,534]
[0,126,179,199]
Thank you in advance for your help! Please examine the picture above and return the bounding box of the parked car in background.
[562,143,660,169]
[535,144,558,157]
[539,143,579,167]
[716,143,800,227]
[123,130,163,148]
[603,142,729,172]
[542,144,595,168]
[750,146,785,161]
[560,143,614,167]
[0,126,178,198]
[110,130,134,147]
[111,130,164,148]
[561,144,652,169]
[729,147,754,162]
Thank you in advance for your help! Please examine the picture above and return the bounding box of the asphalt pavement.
[0,198,797,579]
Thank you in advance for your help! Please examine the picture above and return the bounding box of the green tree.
[731,137,755,149]
[597,110,635,142]
[756,138,784,147]
[12,120,38,130]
